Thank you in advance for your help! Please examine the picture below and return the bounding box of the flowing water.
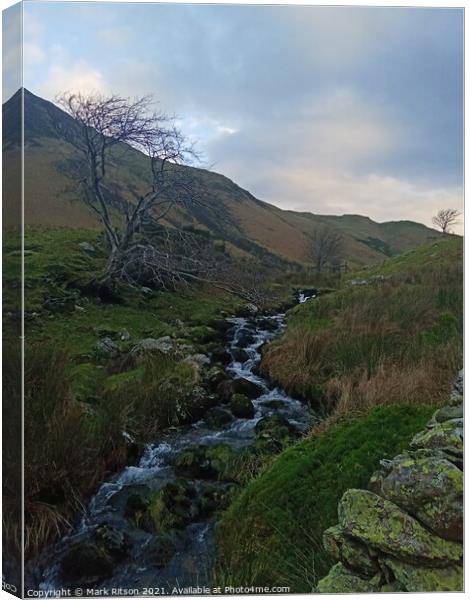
[35,295,317,594]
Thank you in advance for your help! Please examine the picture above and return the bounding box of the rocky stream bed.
[30,292,318,594]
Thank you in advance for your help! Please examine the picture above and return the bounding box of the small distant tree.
[432,208,461,234]
[308,225,344,273]
[54,92,202,288]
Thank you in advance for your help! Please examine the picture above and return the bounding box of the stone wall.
[317,371,463,593]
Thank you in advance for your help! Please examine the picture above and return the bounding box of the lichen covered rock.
[318,371,463,593]
[338,489,462,565]
[323,525,378,576]
[369,450,463,541]
[411,419,463,455]
[383,558,463,592]
[316,562,379,593]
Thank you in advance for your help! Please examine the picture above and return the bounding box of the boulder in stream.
[204,407,233,429]
[59,524,130,587]
[232,377,264,398]
[231,347,250,363]
[230,394,255,419]
[174,444,239,481]
[149,480,201,532]
[211,346,232,365]
[255,415,300,444]
[205,366,229,391]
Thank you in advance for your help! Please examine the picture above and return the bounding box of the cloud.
[39,57,109,98]
[215,157,463,233]
[20,3,463,230]
[24,42,45,65]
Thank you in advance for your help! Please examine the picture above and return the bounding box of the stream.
[35,292,317,594]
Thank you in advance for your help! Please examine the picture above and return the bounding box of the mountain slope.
[3,89,446,266]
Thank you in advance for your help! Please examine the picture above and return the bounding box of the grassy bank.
[260,237,462,421]
[215,237,462,591]
[4,227,247,556]
[215,403,435,591]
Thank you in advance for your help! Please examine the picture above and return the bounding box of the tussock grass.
[261,238,462,421]
[216,239,462,591]
[16,345,198,557]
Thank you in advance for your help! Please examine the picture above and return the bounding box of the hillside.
[217,237,463,591]
[3,89,446,267]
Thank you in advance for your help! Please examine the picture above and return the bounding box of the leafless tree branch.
[432,208,461,234]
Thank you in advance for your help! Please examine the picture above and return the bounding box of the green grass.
[4,227,243,398]
[3,227,247,556]
[261,238,462,414]
[215,403,435,592]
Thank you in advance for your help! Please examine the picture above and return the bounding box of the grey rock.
[369,451,463,541]
[316,563,379,593]
[132,336,173,354]
[338,489,462,566]
[78,241,96,253]
[323,525,378,576]
[95,337,120,358]
[411,419,463,456]
[433,404,463,423]
[453,369,463,395]
[184,354,211,368]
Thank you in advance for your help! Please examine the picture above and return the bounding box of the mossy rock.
[211,346,232,365]
[174,444,239,482]
[383,558,463,592]
[230,394,255,419]
[323,525,379,577]
[177,386,218,424]
[338,489,463,566]
[59,524,130,586]
[188,326,219,344]
[369,449,463,541]
[316,562,379,593]
[205,366,230,391]
[60,542,114,586]
[148,480,201,532]
[411,420,463,455]
[199,483,239,516]
[255,415,300,447]
[174,447,215,479]
[433,404,463,423]
[204,407,233,429]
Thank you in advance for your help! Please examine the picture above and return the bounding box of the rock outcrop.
[317,370,463,593]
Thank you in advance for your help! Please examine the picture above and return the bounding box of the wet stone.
[230,394,255,419]
[204,407,233,429]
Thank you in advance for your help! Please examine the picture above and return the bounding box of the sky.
[5,2,464,231]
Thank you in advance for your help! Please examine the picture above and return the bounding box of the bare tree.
[54,92,202,287]
[432,208,461,234]
[308,225,344,273]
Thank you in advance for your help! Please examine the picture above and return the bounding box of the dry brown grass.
[261,239,462,431]
[311,345,459,435]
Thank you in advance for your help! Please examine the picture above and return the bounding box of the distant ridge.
[3,88,447,267]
